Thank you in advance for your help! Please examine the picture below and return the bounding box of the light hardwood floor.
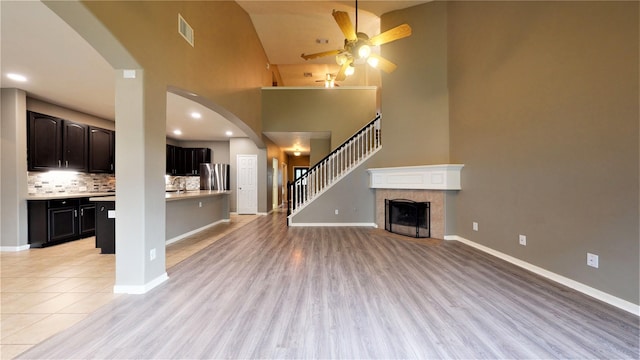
[0,214,259,360]
[8,210,640,359]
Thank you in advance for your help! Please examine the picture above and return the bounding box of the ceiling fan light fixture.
[345,65,355,77]
[357,44,371,59]
[367,56,379,68]
[336,53,349,66]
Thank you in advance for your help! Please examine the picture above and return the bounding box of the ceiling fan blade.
[332,10,357,41]
[300,49,342,61]
[369,24,412,46]
[335,60,352,81]
[369,54,397,73]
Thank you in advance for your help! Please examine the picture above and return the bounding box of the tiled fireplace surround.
[375,189,445,239]
[368,165,464,240]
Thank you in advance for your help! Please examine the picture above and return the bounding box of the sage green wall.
[80,1,272,138]
[310,138,331,166]
[0,89,28,249]
[290,157,376,225]
[261,88,378,150]
[374,1,450,168]
[447,2,639,304]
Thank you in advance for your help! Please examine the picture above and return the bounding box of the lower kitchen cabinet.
[79,202,96,237]
[28,198,96,247]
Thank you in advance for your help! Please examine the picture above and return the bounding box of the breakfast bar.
[88,190,230,253]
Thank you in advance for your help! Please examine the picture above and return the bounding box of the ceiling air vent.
[178,14,194,47]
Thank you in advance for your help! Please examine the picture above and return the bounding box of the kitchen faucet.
[171,176,187,191]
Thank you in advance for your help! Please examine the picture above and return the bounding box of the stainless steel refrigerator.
[200,163,230,190]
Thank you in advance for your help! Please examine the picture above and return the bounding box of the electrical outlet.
[472,222,478,231]
[150,248,156,261]
[519,235,527,246]
[335,209,339,215]
[587,253,599,268]
[199,201,202,208]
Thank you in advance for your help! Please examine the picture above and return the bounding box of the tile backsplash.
[165,175,200,190]
[28,172,115,195]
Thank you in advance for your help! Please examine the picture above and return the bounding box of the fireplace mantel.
[367,164,464,190]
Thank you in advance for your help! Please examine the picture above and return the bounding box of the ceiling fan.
[300,1,412,81]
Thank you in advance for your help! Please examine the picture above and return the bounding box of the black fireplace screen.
[385,199,431,238]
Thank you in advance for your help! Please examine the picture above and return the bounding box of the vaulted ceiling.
[1,1,427,150]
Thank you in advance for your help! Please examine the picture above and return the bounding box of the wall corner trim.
[445,235,640,316]
[113,273,169,294]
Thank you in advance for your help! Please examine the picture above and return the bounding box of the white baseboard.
[113,272,169,294]
[288,222,377,227]
[165,219,230,245]
[0,244,31,252]
[444,235,640,316]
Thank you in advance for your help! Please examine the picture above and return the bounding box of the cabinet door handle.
[81,208,84,216]
[65,160,69,168]
[74,209,78,217]
[58,160,61,167]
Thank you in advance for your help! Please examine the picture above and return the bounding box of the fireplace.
[385,199,431,238]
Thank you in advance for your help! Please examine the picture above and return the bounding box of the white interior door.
[237,154,257,214]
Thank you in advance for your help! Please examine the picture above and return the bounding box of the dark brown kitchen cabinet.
[62,121,88,171]
[79,200,96,237]
[28,111,88,172]
[27,111,62,171]
[166,144,185,175]
[89,126,115,173]
[28,198,96,248]
[183,148,211,175]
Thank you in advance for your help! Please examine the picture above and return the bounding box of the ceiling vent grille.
[178,14,194,47]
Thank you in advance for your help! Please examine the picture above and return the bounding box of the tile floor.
[0,214,259,360]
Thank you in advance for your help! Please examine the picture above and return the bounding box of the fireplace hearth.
[385,199,431,238]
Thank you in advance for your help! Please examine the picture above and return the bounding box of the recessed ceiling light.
[173,130,182,135]
[7,73,27,82]
[225,131,233,136]
[190,112,201,119]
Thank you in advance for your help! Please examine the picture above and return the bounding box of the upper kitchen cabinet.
[166,144,185,175]
[62,121,89,171]
[27,111,62,171]
[184,148,211,175]
[89,126,115,173]
[28,111,88,172]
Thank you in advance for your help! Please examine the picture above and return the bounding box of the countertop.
[86,190,231,202]
[26,192,115,201]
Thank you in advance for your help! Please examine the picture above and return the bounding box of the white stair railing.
[288,115,381,219]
